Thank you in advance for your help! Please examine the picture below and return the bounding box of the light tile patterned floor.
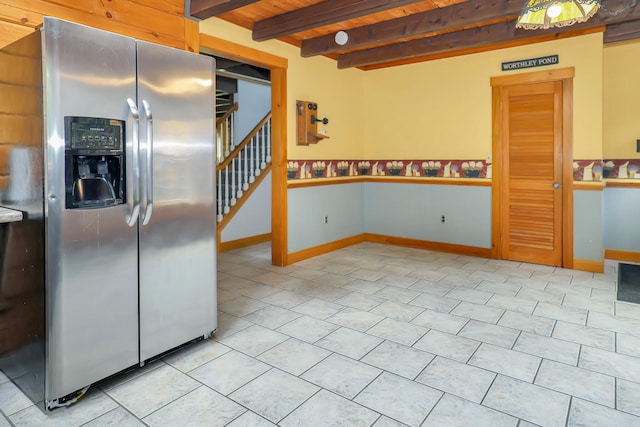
[3,242,640,426]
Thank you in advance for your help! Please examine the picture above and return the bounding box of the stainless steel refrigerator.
[0,17,217,410]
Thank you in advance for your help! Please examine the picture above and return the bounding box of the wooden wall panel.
[0,51,39,85]
[0,84,40,115]
[184,18,200,53]
[0,0,193,187]
[0,19,32,48]
[0,0,187,49]
[0,116,41,145]
[0,145,11,175]
[0,30,42,189]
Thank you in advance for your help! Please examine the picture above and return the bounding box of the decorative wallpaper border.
[286,159,640,181]
[574,159,640,181]
[287,159,491,180]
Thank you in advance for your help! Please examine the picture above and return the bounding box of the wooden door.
[501,81,563,266]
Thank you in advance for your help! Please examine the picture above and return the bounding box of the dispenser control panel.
[65,117,124,152]
[64,116,126,209]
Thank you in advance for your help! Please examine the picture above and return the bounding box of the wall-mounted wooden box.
[296,100,329,146]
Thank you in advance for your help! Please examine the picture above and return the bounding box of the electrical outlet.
[486,153,492,163]
[441,215,445,223]
[324,215,328,224]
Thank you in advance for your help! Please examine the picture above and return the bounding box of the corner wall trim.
[573,259,604,273]
[287,234,367,264]
[286,233,492,265]
[364,234,492,258]
[285,234,604,274]
[604,249,640,263]
[220,233,272,252]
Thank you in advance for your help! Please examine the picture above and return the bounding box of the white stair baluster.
[236,152,243,199]
[223,165,230,214]
[224,117,230,158]
[230,157,237,206]
[230,113,235,152]
[243,146,249,191]
[260,125,266,169]
[249,136,256,183]
[215,124,221,163]
[217,169,223,222]
[253,135,260,178]
[266,118,272,163]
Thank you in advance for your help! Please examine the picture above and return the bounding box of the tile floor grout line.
[564,396,573,427]
[96,387,147,426]
[614,377,618,412]
[274,387,324,426]
[7,242,640,426]
[135,384,205,424]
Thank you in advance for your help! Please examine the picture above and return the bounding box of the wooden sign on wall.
[502,55,559,71]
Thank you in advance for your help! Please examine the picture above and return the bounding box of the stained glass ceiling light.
[515,0,601,29]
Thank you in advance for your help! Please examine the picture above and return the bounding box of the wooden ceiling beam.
[252,0,424,42]
[190,0,261,20]
[604,19,640,43]
[338,2,640,69]
[337,20,541,68]
[359,26,604,70]
[301,0,524,58]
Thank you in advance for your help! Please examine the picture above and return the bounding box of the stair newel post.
[223,165,230,214]
[217,169,223,222]
[266,118,272,163]
[243,146,249,191]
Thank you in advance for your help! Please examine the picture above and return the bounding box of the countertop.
[0,207,23,223]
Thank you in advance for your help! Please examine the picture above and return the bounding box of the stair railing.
[216,111,271,223]
[216,102,239,163]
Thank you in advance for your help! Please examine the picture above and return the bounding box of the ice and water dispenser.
[64,117,125,209]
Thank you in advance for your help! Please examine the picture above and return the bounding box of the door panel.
[501,81,563,266]
[43,18,139,399]
[136,41,217,361]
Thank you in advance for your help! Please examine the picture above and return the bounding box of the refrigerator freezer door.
[43,18,140,400]
[137,41,217,361]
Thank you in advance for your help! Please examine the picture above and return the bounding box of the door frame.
[490,67,575,268]
[194,32,289,266]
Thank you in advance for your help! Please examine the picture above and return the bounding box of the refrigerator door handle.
[141,100,153,225]
[126,97,141,227]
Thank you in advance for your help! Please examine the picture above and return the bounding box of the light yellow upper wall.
[200,19,605,161]
[603,39,640,159]
[363,33,604,159]
[199,18,366,160]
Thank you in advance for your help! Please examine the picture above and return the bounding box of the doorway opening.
[199,34,288,266]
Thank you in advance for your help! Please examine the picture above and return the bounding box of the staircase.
[216,103,272,229]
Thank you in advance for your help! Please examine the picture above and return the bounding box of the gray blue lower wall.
[287,182,639,262]
[364,183,492,248]
[288,183,365,253]
[287,182,492,253]
[603,187,640,253]
[573,189,604,261]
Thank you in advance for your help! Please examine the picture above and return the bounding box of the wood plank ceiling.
[190,0,640,70]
